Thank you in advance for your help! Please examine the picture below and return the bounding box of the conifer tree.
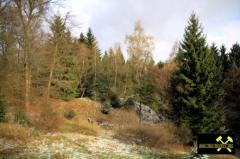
[219,45,228,74]
[210,43,219,64]
[210,44,224,86]
[223,66,240,135]
[229,43,240,67]
[50,16,78,99]
[172,13,225,135]
[78,33,86,43]
[113,45,126,93]
[82,28,101,98]
[223,43,240,136]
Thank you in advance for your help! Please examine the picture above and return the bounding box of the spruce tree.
[229,43,240,67]
[78,33,86,44]
[219,45,228,74]
[50,16,78,99]
[210,43,219,62]
[223,66,240,135]
[210,44,224,86]
[223,43,240,137]
[82,28,101,98]
[172,13,225,135]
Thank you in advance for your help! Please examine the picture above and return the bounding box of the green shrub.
[124,96,135,109]
[110,93,121,108]
[64,109,76,120]
[14,109,29,126]
[101,102,112,114]
[0,100,6,122]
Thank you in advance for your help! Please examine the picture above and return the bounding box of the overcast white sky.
[53,0,240,62]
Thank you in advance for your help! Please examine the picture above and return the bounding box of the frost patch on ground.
[1,132,188,159]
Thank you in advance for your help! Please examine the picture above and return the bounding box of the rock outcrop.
[134,102,160,123]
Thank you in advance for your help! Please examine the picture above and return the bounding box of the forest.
[0,0,240,158]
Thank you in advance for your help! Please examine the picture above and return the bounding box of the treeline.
[0,1,164,113]
[0,1,240,139]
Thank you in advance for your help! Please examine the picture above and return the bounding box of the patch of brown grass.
[51,98,102,119]
[210,154,238,159]
[30,105,63,132]
[115,122,177,149]
[111,109,181,149]
[0,123,30,142]
[59,117,102,136]
[47,98,104,136]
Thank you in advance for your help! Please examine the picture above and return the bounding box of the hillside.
[0,98,238,159]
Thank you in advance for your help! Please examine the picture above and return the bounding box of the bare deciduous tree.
[14,0,51,111]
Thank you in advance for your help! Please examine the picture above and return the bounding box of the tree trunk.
[114,54,117,90]
[24,31,30,112]
[94,49,97,100]
[46,43,58,103]
[139,102,142,124]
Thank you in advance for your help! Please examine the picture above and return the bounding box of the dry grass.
[60,119,102,136]
[49,98,104,135]
[115,122,177,148]
[0,123,30,142]
[210,154,239,159]
[27,98,105,135]
[30,106,63,132]
[111,108,185,150]
[28,98,190,152]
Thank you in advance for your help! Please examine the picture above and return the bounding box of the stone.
[134,102,160,123]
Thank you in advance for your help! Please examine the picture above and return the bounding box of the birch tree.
[125,21,154,122]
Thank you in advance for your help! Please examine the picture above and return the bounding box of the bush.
[124,96,135,109]
[64,109,76,120]
[101,102,112,114]
[14,109,30,126]
[110,93,121,108]
[0,100,6,122]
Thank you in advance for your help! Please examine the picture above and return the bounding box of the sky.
[52,0,240,62]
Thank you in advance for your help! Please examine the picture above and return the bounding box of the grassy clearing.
[37,99,191,152]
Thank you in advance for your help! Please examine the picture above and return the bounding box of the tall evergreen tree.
[172,13,225,135]
[81,28,101,98]
[210,43,224,85]
[78,33,86,44]
[223,43,240,138]
[210,43,219,61]
[223,66,240,135]
[219,45,228,73]
[229,43,240,67]
[114,45,126,93]
[50,16,78,99]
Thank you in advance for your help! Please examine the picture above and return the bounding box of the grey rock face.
[134,102,160,123]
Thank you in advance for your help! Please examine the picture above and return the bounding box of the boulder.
[134,102,160,123]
